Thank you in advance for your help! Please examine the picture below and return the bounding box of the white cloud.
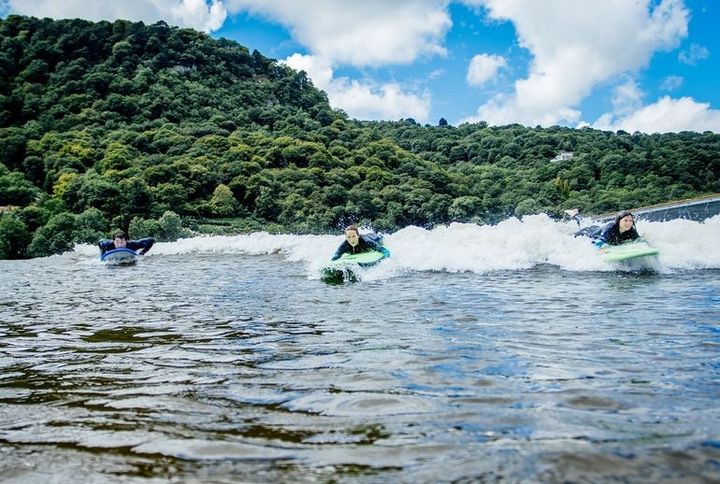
[592,96,720,133]
[427,69,446,81]
[331,80,431,121]
[660,75,683,91]
[678,43,709,65]
[466,53,506,86]
[229,1,448,121]
[610,79,644,116]
[226,0,451,66]
[464,93,582,126]
[284,54,430,121]
[7,0,227,32]
[171,0,227,32]
[461,0,689,127]
[283,53,334,88]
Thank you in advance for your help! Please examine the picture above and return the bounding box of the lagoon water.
[1,215,719,482]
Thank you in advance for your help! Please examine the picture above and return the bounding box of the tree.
[0,169,41,205]
[254,185,280,221]
[448,196,482,221]
[100,141,135,171]
[26,212,78,257]
[514,198,540,218]
[0,213,31,258]
[74,207,107,243]
[128,210,191,241]
[119,176,153,218]
[209,183,238,216]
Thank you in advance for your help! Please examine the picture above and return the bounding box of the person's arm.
[331,241,349,260]
[363,236,390,258]
[594,223,614,247]
[98,239,114,254]
[128,238,155,255]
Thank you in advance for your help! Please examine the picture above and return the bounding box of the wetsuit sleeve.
[363,236,390,258]
[331,241,349,260]
[127,238,155,255]
[595,223,615,247]
[98,239,114,254]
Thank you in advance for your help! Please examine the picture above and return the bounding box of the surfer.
[98,230,155,255]
[574,210,640,247]
[564,208,583,226]
[331,225,390,260]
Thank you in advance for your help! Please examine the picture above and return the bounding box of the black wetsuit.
[98,238,155,255]
[332,234,389,260]
[597,222,639,245]
[574,222,639,246]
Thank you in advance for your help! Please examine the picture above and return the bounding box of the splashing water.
[74,214,720,276]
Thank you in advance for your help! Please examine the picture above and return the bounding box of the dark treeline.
[0,15,718,259]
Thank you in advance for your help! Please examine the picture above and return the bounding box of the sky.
[2,0,719,133]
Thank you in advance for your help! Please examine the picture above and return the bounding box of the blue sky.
[3,0,719,133]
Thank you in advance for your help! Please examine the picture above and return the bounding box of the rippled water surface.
[1,250,719,482]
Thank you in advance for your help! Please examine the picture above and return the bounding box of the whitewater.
[71,212,720,274]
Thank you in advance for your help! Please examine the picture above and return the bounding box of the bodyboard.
[601,241,659,262]
[321,250,387,283]
[331,250,386,266]
[101,248,139,265]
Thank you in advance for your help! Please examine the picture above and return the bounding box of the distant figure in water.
[332,225,390,260]
[564,208,583,226]
[573,210,641,248]
[98,229,155,255]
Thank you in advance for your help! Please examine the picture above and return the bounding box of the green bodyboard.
[321,250,387,283]
[331,250,386,266]
[602,241,659,262]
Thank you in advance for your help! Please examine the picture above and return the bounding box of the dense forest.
[0,15,718,259]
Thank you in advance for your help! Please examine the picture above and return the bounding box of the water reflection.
[0,255,718,481]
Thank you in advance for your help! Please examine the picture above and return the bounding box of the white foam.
[72,214,720,276]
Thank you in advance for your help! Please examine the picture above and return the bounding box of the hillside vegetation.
[1,15,718,258]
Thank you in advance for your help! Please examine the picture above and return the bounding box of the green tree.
[74,207,108,243]
[0,168,41,205]
[0,213,31,258]
[100,141,136,172]
[26,212,78,257]
[129,210,191,241]
[209,183,239,216]
[449,196,482,221]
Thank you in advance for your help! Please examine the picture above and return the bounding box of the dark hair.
[614,211,634,225]
[345,225,359,235]
[112,229,128,240]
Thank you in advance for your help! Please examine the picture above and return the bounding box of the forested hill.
[0,15,718,259]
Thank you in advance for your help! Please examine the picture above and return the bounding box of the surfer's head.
[345,225,360,247]
[615,211,634,233]
[113,230,128,248]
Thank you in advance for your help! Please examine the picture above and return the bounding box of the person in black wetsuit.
[331,225,390,260]
[574,210,640,247]
[98,230,155,255]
